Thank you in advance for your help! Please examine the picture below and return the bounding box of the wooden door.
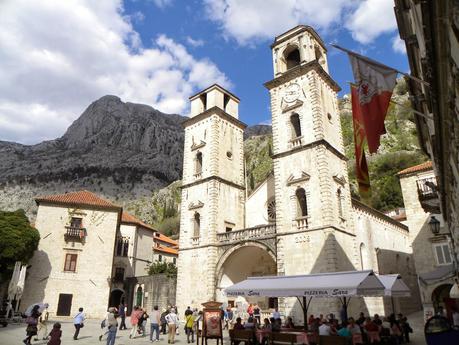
[56,293,73,316]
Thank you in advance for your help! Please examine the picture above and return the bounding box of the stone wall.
[125,274,176,315]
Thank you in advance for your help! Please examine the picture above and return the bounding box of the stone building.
[21,190,176,318]
[176,26,421,322]
[399,161,458,320]
[152,232,178,264]
[394,0,459,273]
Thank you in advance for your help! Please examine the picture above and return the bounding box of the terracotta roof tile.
[121,212,155,231]
[153,232,178,246]
[36,190,120,210]
[153,244,178,255]
[398,161,432,176]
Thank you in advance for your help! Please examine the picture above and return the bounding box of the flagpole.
[389,100,433,121]
[331,44,430,87]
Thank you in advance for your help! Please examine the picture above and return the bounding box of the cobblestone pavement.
[0,313,427,345]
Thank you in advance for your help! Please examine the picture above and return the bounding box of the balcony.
[64,226,87,243]
[295,216,309,230]
[193,172,202,179]
[416,177,441,213]
[290,136,303,148]
[217,224,276,244]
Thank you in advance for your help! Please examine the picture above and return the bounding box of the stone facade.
[395,0,459,266]
[399,165,456,319]
[21,202,120,319]
[176,25,421,322]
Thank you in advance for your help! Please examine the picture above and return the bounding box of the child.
[47,322,62,345]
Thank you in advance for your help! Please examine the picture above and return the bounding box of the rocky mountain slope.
[0,95,186,217]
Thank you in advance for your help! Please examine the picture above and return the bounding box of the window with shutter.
[64,253,78,272]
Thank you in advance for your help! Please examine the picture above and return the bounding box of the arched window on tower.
[195,152,202,175]
[284,46,301,70]
[295,188,308,217]
[337,188,344,218]
[193,212,200,238]
[315,46,325,65]
[290,113,302,138]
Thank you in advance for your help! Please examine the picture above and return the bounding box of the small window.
[327,113,332,121]
[173,258,177,265]
[64,253,78,272]
[226,151,232,159]
[114,267,124,282]
[290,113,301,138]
[195,152,203,175]
[337,188,344,218]
[434,243,452,265]
[200,94,207,112]
[223,93,230,112]
[158,254,162,262]
[70,217,82,228]
[123,240,129,257]
[193,213,201,238]
[225,227,232,233]
[296,188,308,217]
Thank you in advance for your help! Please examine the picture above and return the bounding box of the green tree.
[147,261,177,278]
[0,210,40,280]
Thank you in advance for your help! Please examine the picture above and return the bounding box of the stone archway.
[432,283,458,319]
[216,243,277,310]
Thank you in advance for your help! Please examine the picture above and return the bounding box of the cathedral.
[176,26,421,321]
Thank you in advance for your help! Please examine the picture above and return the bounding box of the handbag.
[26,316,37,325]
[80,323,84,328]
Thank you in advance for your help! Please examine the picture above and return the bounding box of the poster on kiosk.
[199,301,223,345]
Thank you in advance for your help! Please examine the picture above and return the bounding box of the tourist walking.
[165,307,179,344]
[150,305,161,342]
[185,309,195,343]
[47,322,62,345]
[73,307,85,340]
[138,309,148,336]
[129,306,141,339]
[105,307,118,345]
[160,308,168,334]
[118,303,127,330]
[24,305,41,345]
[35,304,49,341]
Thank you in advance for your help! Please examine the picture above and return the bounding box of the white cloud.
[345,0,397,44]
[0,0,229,144]
[186,36,205,48]
[259,119,272,126]
[392,35,406,54]
[203,0,353,45]
[203,0,399,46]
[152,0,173,9]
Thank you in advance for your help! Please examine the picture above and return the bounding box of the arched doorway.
[432,284,458,320]
[109,288,124,307]
[216,244,277,311]
[136,286,143,307]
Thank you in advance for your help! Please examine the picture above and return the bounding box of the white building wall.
[245,174,275,228]
[21,204,119,319]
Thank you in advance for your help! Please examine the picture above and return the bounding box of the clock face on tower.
[283,83,301,103]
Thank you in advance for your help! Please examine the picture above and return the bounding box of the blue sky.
[0,0,408,144]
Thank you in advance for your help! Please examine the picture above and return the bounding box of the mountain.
[0,95,267,218]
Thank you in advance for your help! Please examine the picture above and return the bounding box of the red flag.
[349,54,397,153]
[351,85,371,197]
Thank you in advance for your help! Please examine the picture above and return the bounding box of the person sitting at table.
[272,318,282,332]
[319,319,332,336]
[233,317,244,330]
[337,321,351,337]
[347,318,363,345]
[372,314,382,327]
[261,318,272,331]
[244,316,256,329]
[284,317,295,329]
[363,317,380,344]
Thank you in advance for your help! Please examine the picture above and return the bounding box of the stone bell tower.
[176,84,246,312]
[265,26,360,315]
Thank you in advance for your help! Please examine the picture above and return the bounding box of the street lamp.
[429,216,441,235]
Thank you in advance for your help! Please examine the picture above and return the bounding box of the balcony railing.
[194,172,202,179]
[217,224,276,243]
[416,177,438,201]
[64,226,87,242]
[295,216,309,230]
[290,136,303,148]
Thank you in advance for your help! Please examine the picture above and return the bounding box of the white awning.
[225,270,385,298]
[377,274,411,297]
